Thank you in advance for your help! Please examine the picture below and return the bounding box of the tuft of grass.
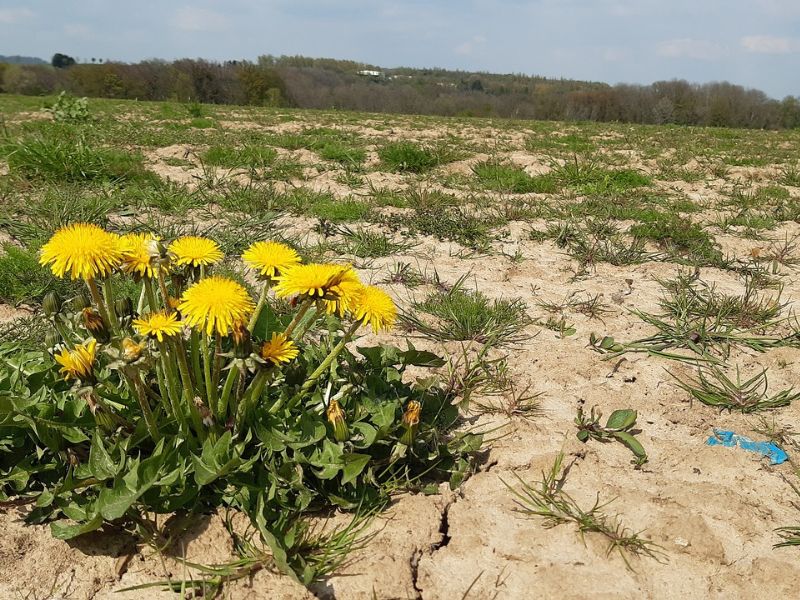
[0,244,81,304]
[335,227,412,258]
[202,145,277,168]
[472,161,559,194]
[390,206,501,251]
[629,213,722,265]
[403,275,531,346]
[3,135,154,183]
[503,453,664,569]
[378,141,462,174]
[670,365,799,413]
[553,158,651,195]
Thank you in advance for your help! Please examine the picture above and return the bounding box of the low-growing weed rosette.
[0,223,482,585]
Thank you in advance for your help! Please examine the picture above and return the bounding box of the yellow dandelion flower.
[179,276,255,336]
[242,241,301,279]
[169,236,223,268]
[119,233,162,278]
[39,223,122,280]
[54,339,97,381]
[323,279,364,317]
[260,332,299,365]
[133,311,183,342]
[274,263,360,300]
[353,285,397,332]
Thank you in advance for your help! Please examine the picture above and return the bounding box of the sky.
[1,0,799,99]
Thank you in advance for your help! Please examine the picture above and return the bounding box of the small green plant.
[575,406,648,466]
[503,453,664,568]
[472,161,558,194]
[203,145,278,169]
[403,275,531,346]
[670,365,799,413]
[45,91,89,122]
[378,142,458,174]
[335,227,412,258]
[184,101,205,118]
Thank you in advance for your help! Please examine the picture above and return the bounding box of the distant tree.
[51,53,76,69]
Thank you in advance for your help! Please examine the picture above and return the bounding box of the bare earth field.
[1,94,800,598]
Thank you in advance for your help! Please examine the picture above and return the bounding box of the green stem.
[247,281,271,332]
[202,332,218,417]
[129,372,161,442]
[191,330,205,397]
[237,368,270,431]
[281,320,360,413]
[159,340,188,433]
[157,270,172,313]
[102,279,120,334]
[218,366,239,421]
[86,279,113,333]
[143,278,160,312]
[292,305,321,340]
[213,336,223,392]
[171,337,205,440]
[283,298,314,338]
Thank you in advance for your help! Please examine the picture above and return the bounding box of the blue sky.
[1,1,799,98]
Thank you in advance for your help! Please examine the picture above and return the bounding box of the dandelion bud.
[45,329,61,349]
[43,291,62,317]
[400,400,421,446]
[326,397,349,442]
[231,321,252,357]
[71,291,91,311]
[115,297,134,318]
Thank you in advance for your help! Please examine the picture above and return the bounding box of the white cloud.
[64,23,91,37]
[741,35,800,54]
[454,35,486,56]
[657,38,727,60]
[0,7,34,24]
[173,7,230,32]
[602,47,629,62]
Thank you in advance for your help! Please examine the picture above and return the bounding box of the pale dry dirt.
[2,110,800,599]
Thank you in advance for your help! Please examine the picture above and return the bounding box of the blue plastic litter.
[706,429,788,465]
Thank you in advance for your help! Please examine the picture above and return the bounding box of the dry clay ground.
[1,98,800,598]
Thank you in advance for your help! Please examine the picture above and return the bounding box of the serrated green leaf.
[89,430,117,480]
[50,513,103,540]
[341,453,370,485]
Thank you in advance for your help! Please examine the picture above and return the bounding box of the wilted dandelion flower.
[121,337,145,362]
[119,233,162,278]
[353,285,397,332]
[242,241,301,279]
[402,400,421,428]
[260,332,299,365]
[54,339,97,381]
[81,307,105,334]
[179,276,255,336]
[39,223,122,280]
[133,311,183,342]
[326,397,349,441]
[169,236,223,268]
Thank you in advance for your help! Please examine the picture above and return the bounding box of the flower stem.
[102,278,120,334]
[247,281,271,332]
[283,297,313,338]
[129,371,161,442]
[86,278,114,333]
[202,332,218,417]
[158,340,188,433]
[143,278,160,312]
[280,320,360,413]
[236,368,270,431]
[170,337,205,440]
[218,366,239,421]
[190,330,205,397]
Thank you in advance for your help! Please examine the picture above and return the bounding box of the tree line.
[0,55,797,129]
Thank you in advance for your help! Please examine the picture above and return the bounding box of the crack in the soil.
[410,496,458,599]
